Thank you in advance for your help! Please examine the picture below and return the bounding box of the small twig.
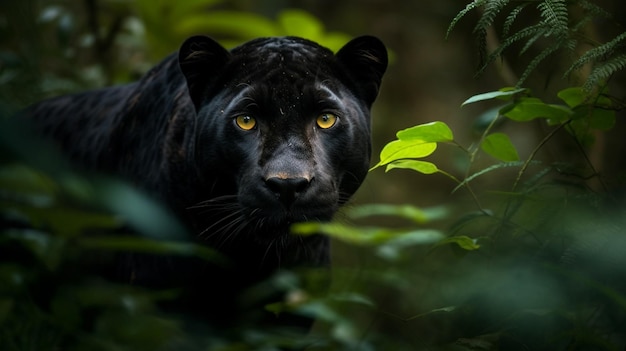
[437,168,489,216]
[447,112,502,216]
[512,122,567,192]
[569,125,609,193]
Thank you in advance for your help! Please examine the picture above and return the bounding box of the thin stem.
[570,125,609,193]
[437,169,489,216]
[447,112,502,216]
[512,122,567,191]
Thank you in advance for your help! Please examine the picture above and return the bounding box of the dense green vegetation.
[1,0,625,350]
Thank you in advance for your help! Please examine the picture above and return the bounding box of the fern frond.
[502,3,529,37]
[570,15,593,33]
[453,0,623,88]
[577,0,612,19]
[517,42,563,86]
[476,22,547,77]
[566,32,626,77]
[446,0,488,39]
[537,0,569,37]
[475,0,512,66]
[584,54,626,91]
[519,26,550,55]
[517,0,571,57]
[474,0,510,34]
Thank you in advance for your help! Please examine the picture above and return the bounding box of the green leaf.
[371,122,452,171]
[292,222,393,245]
[572,105,616,130]
[566,119,595,146]
[320,32,353,53]
[77,236,226,264]
[385,160,439,174]
[0,164,57,201]
[404,305,458,321]
[395,121,454,142]
[96,181,186,240]
[291,222,442,249]
[503,97,572,122]
[278,9,323,39]
[461,88,528,106]
[433,235,481,251]
[347,204,448,224]
[481,133,520,162]
[557,87,585,108]
[376,229,444,260]
[175,11,279,39]
[371,140,437,170]
[3,229,65,270]
[588,108,615,130]
[4,204,121,238]
[168,0,224,23]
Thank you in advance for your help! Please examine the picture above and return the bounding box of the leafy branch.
[370,85,616,213]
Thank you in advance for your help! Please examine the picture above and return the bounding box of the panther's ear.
[178,36,231,109]
[336,35,388,106]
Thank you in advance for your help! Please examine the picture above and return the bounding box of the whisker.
[261,237,277,267]
[188,195,239,209]
[218,216,249,248]
[197,210,243,239]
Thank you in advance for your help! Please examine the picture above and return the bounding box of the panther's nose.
[265,176,311,207]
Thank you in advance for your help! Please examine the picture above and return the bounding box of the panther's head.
[178,35,387,244]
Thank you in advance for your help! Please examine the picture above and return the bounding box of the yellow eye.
[235,115,256,130]
[316,113,337,129]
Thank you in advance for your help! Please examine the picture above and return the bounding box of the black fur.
[25,36,387,326]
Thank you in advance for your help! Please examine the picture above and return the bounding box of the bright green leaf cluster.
[370,121,453,175]
[135,1,353,57]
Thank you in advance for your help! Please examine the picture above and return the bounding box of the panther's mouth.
[249,205,331,222]
[244,207,330,237]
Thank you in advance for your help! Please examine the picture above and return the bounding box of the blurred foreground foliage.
[1,0,626,350]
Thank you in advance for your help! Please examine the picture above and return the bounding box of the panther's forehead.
[228,37,335,81]
[231,36,334,61]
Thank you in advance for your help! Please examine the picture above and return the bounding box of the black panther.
[25,35,387,327]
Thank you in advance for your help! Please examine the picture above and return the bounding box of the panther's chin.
[244,208,332,240]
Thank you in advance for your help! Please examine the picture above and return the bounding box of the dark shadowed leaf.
[481,132,520,162]
[461,87,528,106]
[77,236,226,264]
[557,87,585,107]
[433,235,481,251]
[503,97,572,122]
